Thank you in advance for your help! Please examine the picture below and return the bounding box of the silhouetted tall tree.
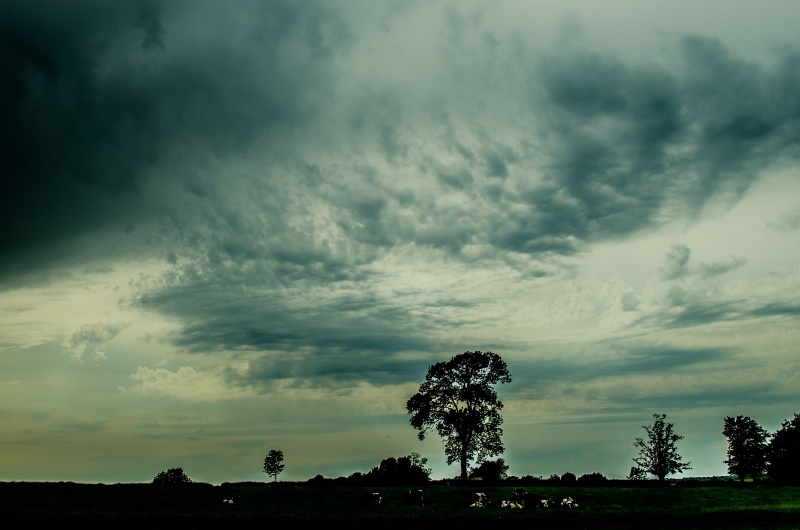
[407,351,511,481]
[767,413,800,484]
[722,415,769,481]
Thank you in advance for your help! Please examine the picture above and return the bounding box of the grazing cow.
[468,492,489,508]
[404,489,427,506]
[561,496,578,509]
[359,492,382,506]
[500,500,524,509]
[510,488,528,506]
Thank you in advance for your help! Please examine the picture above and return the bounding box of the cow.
[404,489,427,506]
[359,492,382,506]
[535,497,554,509]
[511,488,528,505]
[500,500,524,509]
[512,488,545,508]
[467,492,490,508]
[561,496,578,508]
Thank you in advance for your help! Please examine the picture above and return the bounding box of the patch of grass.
[1,481,799,529]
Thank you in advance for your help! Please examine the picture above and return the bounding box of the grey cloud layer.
[4,2,800,387]
[0,0,346,279]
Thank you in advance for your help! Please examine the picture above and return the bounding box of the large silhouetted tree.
[767,413,800,484]
[722,415,769,481]
[633,413,691,482]
[407,350,511,481]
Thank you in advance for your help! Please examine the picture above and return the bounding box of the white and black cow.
[467,492,490,508]
[561,496,578,508]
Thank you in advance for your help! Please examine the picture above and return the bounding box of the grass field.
[2,481,799,529]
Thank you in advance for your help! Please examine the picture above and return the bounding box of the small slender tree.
[633,413,691,482]
[263,449,285,482]
[722,415,769,481]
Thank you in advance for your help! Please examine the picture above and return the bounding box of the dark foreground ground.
[2,481,799,529]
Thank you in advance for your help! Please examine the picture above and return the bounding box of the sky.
[2,0,800,484]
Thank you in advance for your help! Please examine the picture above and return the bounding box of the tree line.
[721,413,800,483]
[154,351,800,485]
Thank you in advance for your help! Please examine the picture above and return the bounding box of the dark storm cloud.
[521,35,800,248]
[635,291,800,331]
[135,24,800,369]
[0,0,347,282]
[512,345,728,390]
[134,272,453,384]
[8,0,800,389]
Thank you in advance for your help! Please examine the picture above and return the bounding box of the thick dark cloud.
[512,345,729,390]
[523,35,800,247]
[6,2,800,389]
[133,270,453,384]
[0,0,347,282]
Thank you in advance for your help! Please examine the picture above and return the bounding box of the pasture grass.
[1,481,798,529]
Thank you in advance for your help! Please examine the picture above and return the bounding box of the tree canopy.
[263,449,285,482]
[722,415,769,481]
[469,458,509,483]
[633,413,691,481]
[152,467,192,485]
[407,350,511,481]
[767,413,800,484]
[365,453,431,485]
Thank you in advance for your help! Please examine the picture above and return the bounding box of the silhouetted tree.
[152,467,192,485]
[633,413,691,482]
[722,415,769,481]
[548,473,561,481]
[407,350,511,481]
[767,413,800,484]
[469,458,509,482]
[263,449,285,482]
[578,472,607,483]
[561,472,576,482]
[366,453,431,485]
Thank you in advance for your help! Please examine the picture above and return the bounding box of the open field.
[2,481,799,529]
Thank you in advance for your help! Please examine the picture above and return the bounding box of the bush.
[365,453,432,485]
[469,458,509,483]
[578,472,608,483]
[152,467,192,485]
